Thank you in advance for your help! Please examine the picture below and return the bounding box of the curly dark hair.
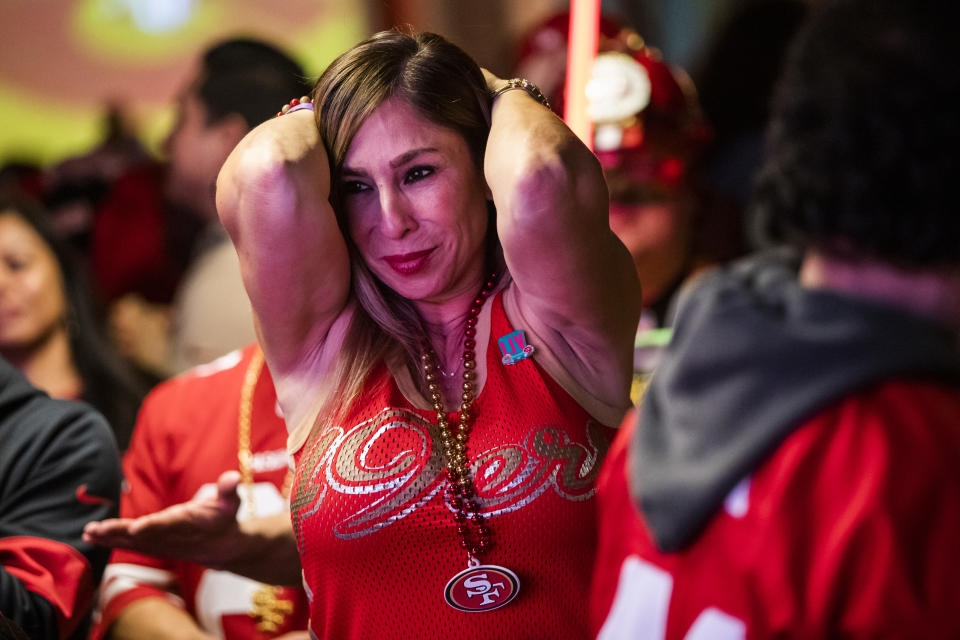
[752,0,960,267]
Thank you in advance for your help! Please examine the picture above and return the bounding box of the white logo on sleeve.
[723,476,751,518]
[598,556,746,640]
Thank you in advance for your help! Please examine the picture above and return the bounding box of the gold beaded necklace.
[237,347,294,632]
[426,273,521,612]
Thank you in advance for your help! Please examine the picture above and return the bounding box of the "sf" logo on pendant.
[444,564,520,612]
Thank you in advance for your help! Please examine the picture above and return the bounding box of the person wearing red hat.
[591,0,960,636]
[515,16,733,398]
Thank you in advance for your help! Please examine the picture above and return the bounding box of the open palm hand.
[83,470,243,569]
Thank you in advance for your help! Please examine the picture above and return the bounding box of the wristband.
[276,96,313,118]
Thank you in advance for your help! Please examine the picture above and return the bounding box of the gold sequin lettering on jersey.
[291,408,611,540]
[471,421,611,514]
[329,410,444,539]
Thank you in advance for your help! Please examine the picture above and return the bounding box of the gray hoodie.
[631,249,960,552]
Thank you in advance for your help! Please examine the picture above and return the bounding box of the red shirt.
[291,293,615,639]
[591,380,960,639]
[90,165,197,304]
[94,346,309,639]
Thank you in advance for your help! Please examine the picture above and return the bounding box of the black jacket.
[0,357,121,639]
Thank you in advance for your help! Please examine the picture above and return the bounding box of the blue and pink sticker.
[498,330,535,365]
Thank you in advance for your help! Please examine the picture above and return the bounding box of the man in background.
[592,0,960,636]
[92,345,309,639]
[90,37,312,640]
[103,38,310,376]
[514,15,741,399]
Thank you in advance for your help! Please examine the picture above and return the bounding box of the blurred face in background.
[0,211,67,351]
[163,83,244,220]
[603,155,693,308]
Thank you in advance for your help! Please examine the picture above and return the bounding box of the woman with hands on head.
[87,29,640,639]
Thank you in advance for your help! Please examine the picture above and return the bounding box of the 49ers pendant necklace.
[422,272,521,612]
[445,557,520,612]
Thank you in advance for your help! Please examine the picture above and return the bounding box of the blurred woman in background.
[0,197,147,449]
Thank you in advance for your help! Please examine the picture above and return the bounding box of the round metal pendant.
[444,564,520,612]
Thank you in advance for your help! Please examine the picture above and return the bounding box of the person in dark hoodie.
[590,0,960,637]
[0,354,121,639]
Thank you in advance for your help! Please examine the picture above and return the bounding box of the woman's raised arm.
[216,109,350,426]
[484,73,641,411]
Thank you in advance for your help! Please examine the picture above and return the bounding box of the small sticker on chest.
[498,330,535,365]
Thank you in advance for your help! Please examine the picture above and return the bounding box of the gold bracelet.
[490,78,551,110]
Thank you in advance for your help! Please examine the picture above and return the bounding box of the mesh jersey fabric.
[290,292,615,639]
[591,379,960,638]
[94,346,309,639]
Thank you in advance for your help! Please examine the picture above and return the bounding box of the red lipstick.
[383,248,435,275]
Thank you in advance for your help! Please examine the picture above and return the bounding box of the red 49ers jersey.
[291,293,615,639]
[95,346,309,639]
[591,380,960,639]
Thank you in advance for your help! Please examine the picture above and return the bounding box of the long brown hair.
[308,30,497,430]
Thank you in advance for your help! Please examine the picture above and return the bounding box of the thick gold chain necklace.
[237,347,294,633]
